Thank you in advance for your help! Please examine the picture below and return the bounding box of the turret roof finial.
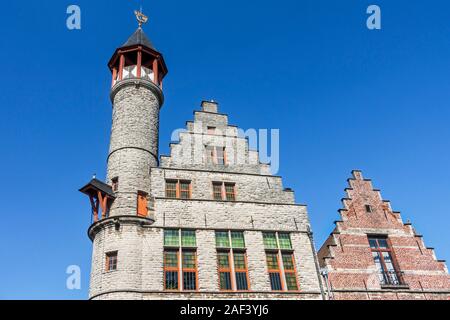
[134,9,148,28]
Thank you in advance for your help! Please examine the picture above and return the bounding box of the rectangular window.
[234,252,249,291]
[263,232,278,249]
[164,229,180,247]
[366,205,373,213]
[112,177,119,192]
[181,230,197,247]
[282,253,298,291]
[278,233,293,250]
[164,250,179,290]
[180,181,191,199]
[164,229,198,291]
[205,146,227,165]
[264,232,299,291]
[213,182,224,200]
[266,253,282,291]
[137,191,148,217]
[216,231,230,248]
[165,180,192,199]
[165,180,177,198]
[217,251,232,291]
[231,231,245,248]
[216,147,225,165]
[368,236,403,286]
[105,251,118,272]
[212,182,236,201]
[215,231,249,291]
[182,251,197,291]
[225,183,236,201]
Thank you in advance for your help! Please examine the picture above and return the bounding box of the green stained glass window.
[164,229,179,247]
[266,253,280,270]
[278,233,292,250]
[215,231,230,248]
[233,252,246,269]
[285,273,298,291]
[164,251,178,268]
[231,231,245,248]
[263,232,278,249]
[282,253,295,271]
[217,252,230,268]
[181,230,196,247]
[182,251,196,269]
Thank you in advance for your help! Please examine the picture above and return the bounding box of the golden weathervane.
[134,10,149,28]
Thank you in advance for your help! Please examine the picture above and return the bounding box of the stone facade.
[88,90,323,299]
[317,171,450,300]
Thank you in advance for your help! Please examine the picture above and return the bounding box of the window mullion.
[276,233,287,291]
[179,229,183,291]
[228,232,237,291]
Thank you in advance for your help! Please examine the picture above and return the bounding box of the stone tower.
[79,15,168,299]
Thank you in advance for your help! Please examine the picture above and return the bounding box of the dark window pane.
[183,272,197,290]
[269,273,283,291]
[165,271,178,290]
[369,239,378,248]
[235,272,248,290]
[219,272,232,290]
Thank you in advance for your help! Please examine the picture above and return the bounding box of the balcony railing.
[378,270,406,287]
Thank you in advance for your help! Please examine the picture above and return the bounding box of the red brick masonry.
[318,170,450,300]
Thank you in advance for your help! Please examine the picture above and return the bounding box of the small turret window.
[365,205,373,213]
[105,251,118,272]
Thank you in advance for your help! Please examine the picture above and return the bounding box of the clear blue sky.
[0,0,449,300]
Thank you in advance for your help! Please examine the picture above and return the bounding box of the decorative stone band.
[107,146,159,166]
[88,215,155,241]
[110,78,164,107]
[89,289,324,301]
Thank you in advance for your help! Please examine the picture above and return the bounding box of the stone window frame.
[163,229,199,292]
[212,181,236,201]
[105,251,118,272]
[165,179,192,199]
[263,232,300,292]
[205,145,227,166]
[215,230,250,292]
